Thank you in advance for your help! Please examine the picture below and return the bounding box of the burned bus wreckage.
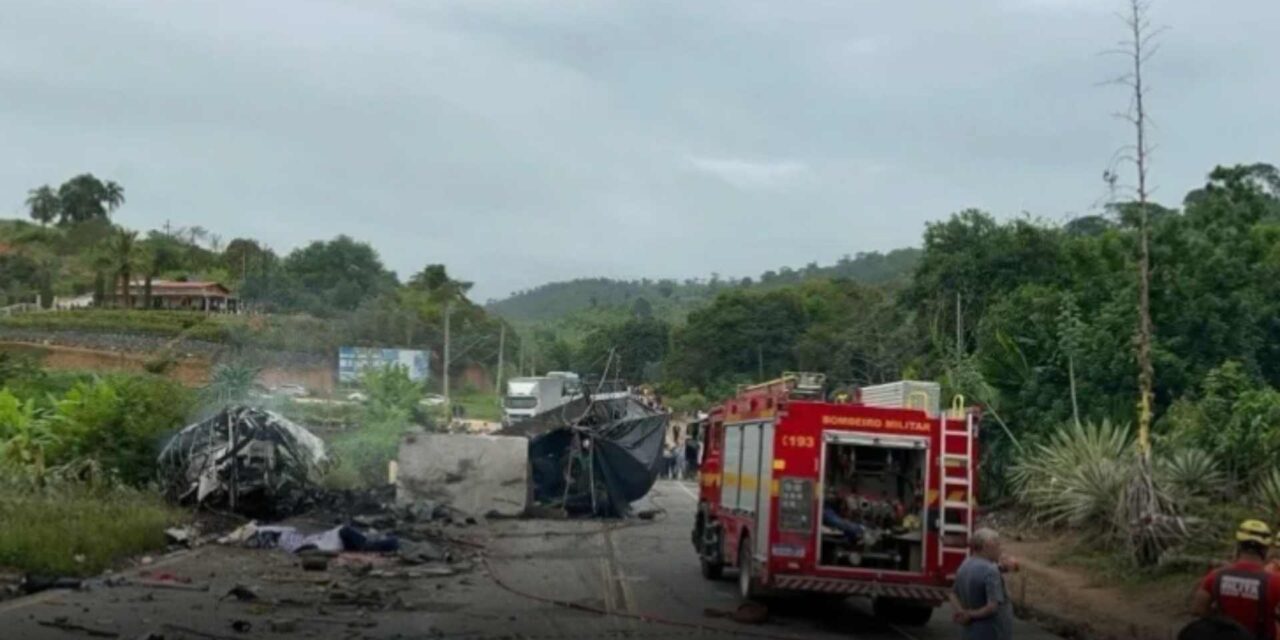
[157,406,331,517]
[499,385,669,518]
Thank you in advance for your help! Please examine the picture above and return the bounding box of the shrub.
[326,409,410,488]
[1010,420,1135,537]
[360,364,421,424]
[1156,449,1227,502]
[1256,467,1280,518]
[2,375,193,485]
[1163,362,1280,484]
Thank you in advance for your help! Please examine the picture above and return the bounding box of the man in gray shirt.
[950,527,1014,640]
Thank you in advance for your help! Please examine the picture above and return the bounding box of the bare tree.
[1107,0,1181,565]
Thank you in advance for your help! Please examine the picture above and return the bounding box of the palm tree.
[141,234,185,309]
[105,229,141,309]
[24,186,60,226]
[85,248,115,307]
[103,181,125,214]
[202,362,262,408]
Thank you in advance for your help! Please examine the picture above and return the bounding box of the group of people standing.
[661,424,700,480]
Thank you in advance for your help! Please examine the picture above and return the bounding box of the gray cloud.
[1,0,1277,300]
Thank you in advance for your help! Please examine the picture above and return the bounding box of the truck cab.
[503,376,571,426]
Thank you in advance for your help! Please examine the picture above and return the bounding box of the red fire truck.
[691,373,979,626]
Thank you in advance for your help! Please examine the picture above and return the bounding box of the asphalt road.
[0,481,1061,639]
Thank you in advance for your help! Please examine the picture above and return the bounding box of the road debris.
[164,526,198,547]
[704,602,771,625]
[157,406,330,517]
[36,617,119,637]
[300,553,330,572]
[130,579,208,592]
[20,574,83,594]
[517,394,668,517]
[266,617,298,633]
[220,585,259,602]
[162,622,242,640]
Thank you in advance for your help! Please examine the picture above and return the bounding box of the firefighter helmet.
[1236,519,1273,545]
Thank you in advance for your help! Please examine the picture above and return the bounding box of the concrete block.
[396,430,529,517]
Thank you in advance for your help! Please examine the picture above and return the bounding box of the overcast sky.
[2,1,1277,301]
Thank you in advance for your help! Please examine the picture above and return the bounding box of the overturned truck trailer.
[500,391,669,517]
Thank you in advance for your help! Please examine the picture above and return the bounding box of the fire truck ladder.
[938,396,975,564]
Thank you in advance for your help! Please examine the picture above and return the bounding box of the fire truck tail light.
[771,544,806,558]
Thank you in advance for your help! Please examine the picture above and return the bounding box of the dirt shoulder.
[1005,536,1200,640]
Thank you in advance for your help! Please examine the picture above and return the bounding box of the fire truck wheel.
[737,538,761,600]
[872,597,934,626]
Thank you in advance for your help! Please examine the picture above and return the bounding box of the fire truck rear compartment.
[818,438,926,573]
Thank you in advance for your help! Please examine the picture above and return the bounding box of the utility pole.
[443,302,452,407]
[757,345,764,381]
[955,292,963,358]
[495,324,506,396]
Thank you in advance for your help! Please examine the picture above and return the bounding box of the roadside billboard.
[338,347,430,383]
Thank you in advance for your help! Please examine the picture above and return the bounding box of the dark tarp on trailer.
[525,395,668,517]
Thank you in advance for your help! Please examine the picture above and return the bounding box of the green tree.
[631,296,653,319]
[201,362,262,408]
[665,288,808,392]
[140,232,187,309]
[55,174,125,225]
[791,279,916,386]
[576,317,670,383]
[407,264,473,303]
[24,185,60,226]
[104,229,141,309]
[360,364,421,424]
[281,235,397,315]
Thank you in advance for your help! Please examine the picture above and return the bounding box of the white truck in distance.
[503,376,575,426]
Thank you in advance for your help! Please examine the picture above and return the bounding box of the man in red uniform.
[1192,520,1280,639]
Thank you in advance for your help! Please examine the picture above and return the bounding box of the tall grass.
[0,466,184,575]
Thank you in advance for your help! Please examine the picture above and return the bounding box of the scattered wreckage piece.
[395,430,530,517]
[36,618,119,638]
[156,406,330,517]
[522,395,668,518]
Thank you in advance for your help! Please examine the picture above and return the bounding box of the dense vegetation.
[487,248,920,328]
[514,164,1280,517]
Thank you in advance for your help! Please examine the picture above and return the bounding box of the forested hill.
[486,248,921,324]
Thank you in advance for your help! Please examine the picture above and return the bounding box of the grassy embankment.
[0,472,184,576]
